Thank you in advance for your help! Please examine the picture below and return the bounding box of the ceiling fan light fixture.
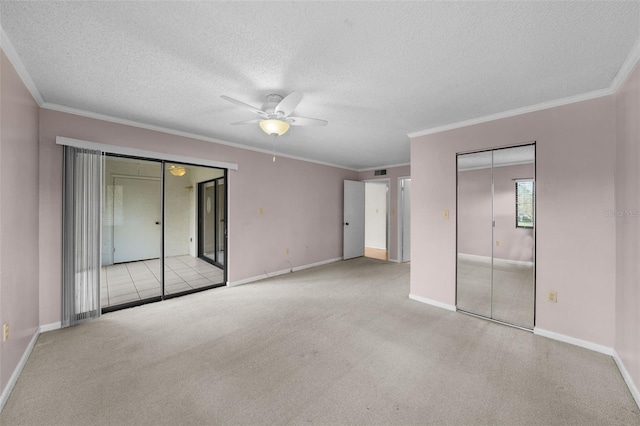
[168,165,187,176]
[259,119,290,136]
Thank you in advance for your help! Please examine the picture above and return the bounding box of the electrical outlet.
[547,291,557,303]
[3,322,8,342]
[496,240,501,246]
[285,248,289,255]
[443,209,449,219]
[258,207,264,215]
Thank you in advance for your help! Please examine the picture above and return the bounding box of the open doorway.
[364,181,389,260]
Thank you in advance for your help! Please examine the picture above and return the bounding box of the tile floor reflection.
[100,255,224,308]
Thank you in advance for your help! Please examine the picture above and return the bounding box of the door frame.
[197,176,226,269]
[363,179,390,260]
[455,143,536,330]
[398,176,411,263]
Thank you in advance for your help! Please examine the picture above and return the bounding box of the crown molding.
[4,22,638,168]
[41,102,358,172]
[1,26,357,172]
[0,26,45,105]
[408,39,640,139]
[407,87,613,139]
[610,39,640,93]
[356,162,411,173]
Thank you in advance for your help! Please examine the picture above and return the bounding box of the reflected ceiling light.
[168,165,187,176]
[259,119,290,136]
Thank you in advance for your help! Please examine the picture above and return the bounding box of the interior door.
[343,180,365,259]
[113,177,161,263]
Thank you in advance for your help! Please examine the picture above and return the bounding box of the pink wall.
[358,164,410,262]
[615,60,640,400]
[458,163,534,262]
[0,51,40,394]
[411,95,617,347]
[38,109,357,325]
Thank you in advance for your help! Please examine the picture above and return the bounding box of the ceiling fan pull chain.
[272,136,277,162]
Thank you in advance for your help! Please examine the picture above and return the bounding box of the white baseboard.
[228,257,342,287]
[388,258,400,263]
[409,294,456,312]
[39,322,61,333]
[613,350,640,409]
[0,329,39,413]
[533,327,614,356]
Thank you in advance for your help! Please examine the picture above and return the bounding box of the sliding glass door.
[456,144,535,329]
[163,164,226,297]
[101,156,163,310]
[198,177,225,267]
[99,155,227,312]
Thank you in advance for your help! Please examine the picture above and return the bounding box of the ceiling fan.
[221,91,328,136]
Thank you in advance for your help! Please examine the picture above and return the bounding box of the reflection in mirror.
[101,156,163,309]
[164,164,226,296]
[456,145,535,329]
[456,151,493,318]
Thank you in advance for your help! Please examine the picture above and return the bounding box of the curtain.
[62,146,102,327]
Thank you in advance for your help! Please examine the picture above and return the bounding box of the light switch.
[258,207,264,215]
[443,209,449,219]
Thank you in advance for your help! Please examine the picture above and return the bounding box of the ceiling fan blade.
[221,95,267,117]
[275,91,303,117]
[231,119,263,125]
[287,116,328,126]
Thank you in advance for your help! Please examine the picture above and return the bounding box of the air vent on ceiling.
[374,169,387,176]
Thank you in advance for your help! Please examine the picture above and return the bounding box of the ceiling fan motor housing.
[262,94,284,117]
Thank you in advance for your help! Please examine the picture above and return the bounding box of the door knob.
[155,221,161,225]
[344,222,349,226]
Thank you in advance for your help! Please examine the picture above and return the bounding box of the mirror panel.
[456,145,535,329]
[456,151,493,318]
[491,147,535,328]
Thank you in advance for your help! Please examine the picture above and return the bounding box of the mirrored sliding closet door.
[456,144,535,329]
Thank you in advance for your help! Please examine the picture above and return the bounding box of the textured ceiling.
[1,1,638,170]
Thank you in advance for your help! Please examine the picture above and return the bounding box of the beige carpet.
[1,257,638,425]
